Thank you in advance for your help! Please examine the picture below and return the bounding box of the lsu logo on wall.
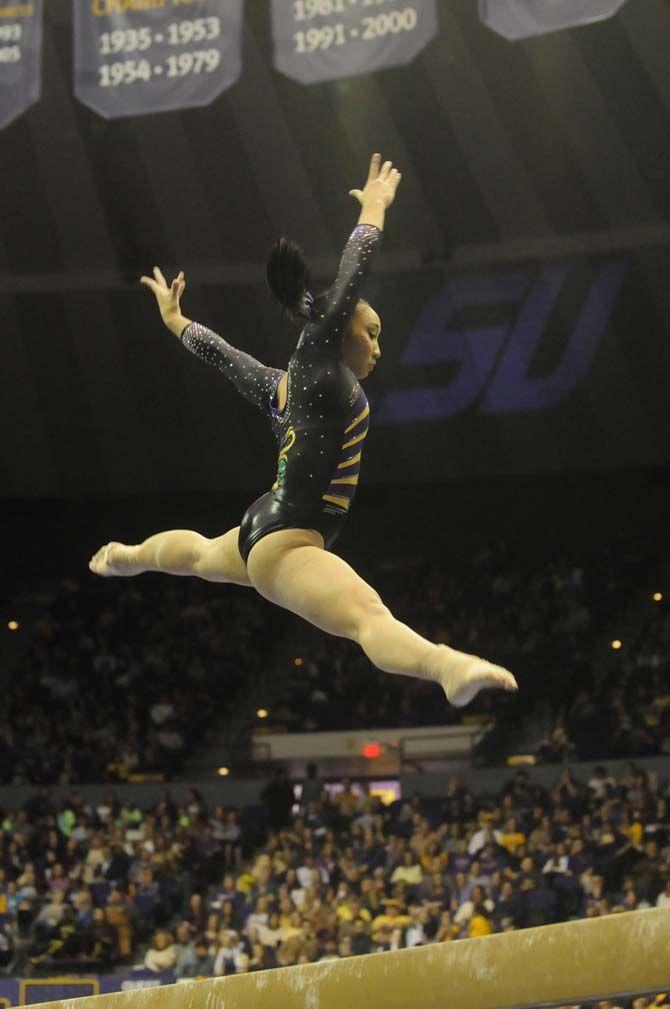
[376,258,628,424]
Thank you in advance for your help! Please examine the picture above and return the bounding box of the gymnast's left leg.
[246,529,517,707]
[89,527,251,586]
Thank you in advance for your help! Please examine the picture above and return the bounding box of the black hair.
[266,237,316,323]
[266,238,372,327]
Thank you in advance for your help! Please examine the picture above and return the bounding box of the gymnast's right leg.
[246,529,518,708]
[89,527,251,586]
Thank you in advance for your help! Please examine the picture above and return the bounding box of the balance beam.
[28,907,670,1009]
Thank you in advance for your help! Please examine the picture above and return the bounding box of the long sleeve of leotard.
[296,223,382,358]
[180,321,284,416]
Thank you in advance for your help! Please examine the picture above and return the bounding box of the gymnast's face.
[342,301,382,380]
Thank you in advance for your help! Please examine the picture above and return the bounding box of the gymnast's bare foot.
[429,644,518,708]
[89,542,144,577]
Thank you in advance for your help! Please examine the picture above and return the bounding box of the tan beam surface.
[27,907,670,1009]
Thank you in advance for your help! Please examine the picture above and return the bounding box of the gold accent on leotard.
[341,429,367,450]
[337,452,362,470]
[331,475,359,486]
[344,402,370,435]
[322,494,351,509]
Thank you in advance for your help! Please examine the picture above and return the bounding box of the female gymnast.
[90,154,517,709]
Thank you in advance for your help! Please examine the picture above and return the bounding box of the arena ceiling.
[2,0,670,292]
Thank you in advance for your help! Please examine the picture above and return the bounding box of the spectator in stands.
[144,928,178,972]
[454,884,494,931]
[500,818,526,855]
[467,893,494,938]
[132,867,161,935]
[630,841,664,902]
[105,890,132,960]
[332,780,360,822]
[150,694,175,728]
[433,910,456,942]
[46,863,70,894]
[213,929,246,975]
[219,811,243,871]
[404,905,427,946]
[29,905,79,966]
[371,899,409,935]
[300,763,323,809]
[468,814,503,856]
[84,835,107,883]
[588,766,616,799]
[245,895,270,932]
[176,936,215,978]
[390,851,423,889]
[80,908,116,964]
[260,768,294,831]
[0,919,13,970]
[248,940,273,971]
[34,889,67,938]
[493,880,520,927]
[542,843,570,877]
[185,892,208,934]
[656,880,670,907]
[170,922,193,966]
[16,864,38,900]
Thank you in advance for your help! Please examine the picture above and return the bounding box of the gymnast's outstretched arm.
[296,154,400,358]
[178,321,283,416]
[139,266,284,415]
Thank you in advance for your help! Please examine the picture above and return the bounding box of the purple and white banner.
[271,0,438,85]
[0,0,42,130]
[73,0,243,120]
[479,0,627,40]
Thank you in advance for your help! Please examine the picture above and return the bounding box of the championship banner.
[271,0,438,85]
[479,0,627,40]
[73,0,244,120]
[0,1,42,130]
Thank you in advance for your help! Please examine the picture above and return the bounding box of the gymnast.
[90,153,517,708]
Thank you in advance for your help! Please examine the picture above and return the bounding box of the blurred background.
[0,0,669,999]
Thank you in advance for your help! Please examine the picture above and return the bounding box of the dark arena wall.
[3,247,670,500]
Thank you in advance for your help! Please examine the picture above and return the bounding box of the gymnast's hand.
[140,266,186,326]
[349,153,402,210]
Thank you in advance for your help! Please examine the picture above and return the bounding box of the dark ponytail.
[266,237,317,323]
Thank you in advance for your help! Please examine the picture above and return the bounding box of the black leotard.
[179,222,382,562]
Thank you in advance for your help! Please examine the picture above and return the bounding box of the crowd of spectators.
[523,589,670,767]
[2,575,284,784]
[264,532,668,758]
[3,529,665,783]
[0,761,668,977]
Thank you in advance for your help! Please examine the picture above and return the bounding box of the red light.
[363,743,381,759]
